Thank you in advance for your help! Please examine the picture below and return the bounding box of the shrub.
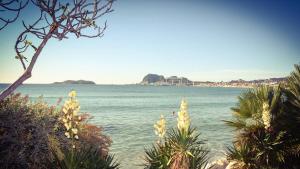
[78,113,112,157]
[144,100,210,169]
[51,90,119,169]
[225,64,300,169]
[0,94,60,168]
[0,91,117,168]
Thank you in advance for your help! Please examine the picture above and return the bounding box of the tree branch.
[0,0,114,101]
[0,30,53,100]
[0,0,29,30]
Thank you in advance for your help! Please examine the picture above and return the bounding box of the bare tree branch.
[0,0,29,30]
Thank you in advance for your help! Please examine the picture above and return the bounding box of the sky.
[0,0,299,84]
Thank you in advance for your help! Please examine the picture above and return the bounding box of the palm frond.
[225,64,300,169]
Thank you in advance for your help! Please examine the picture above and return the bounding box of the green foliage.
[225,64,300,169]
[51,146,119,169]
[226,142,255,169]
[144,100,210,169]
[226,130,292,169]
[225,85,282,131]
[0,93,116,168]
[144,143,171,169]
[281,64,300,137]
[144,127,210,169]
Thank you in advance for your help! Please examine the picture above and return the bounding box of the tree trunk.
[0,70,32,100]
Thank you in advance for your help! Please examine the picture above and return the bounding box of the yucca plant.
[51,146,119,169]
[225,64,300,169]
[50,90,119,169]
[144,141,172,169]
[226,141,256,169]
[168,128,210,169]
[144,100,210,169]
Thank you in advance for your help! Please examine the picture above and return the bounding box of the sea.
[0,84,248,168]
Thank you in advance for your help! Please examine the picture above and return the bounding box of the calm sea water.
[0,84,247,168]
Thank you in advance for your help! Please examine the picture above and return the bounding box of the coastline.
[138,84,255,89]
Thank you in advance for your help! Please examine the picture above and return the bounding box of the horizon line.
[0,75,288,85]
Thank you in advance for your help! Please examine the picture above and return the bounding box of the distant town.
[140,74,286,88]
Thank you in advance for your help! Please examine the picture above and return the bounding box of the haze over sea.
[0,84,247,168]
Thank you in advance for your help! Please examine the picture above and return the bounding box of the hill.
[52,80,96,84]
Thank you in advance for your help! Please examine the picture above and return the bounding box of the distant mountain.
[53,80,96,84]
[141,74,165,84]
[140,74,192,85]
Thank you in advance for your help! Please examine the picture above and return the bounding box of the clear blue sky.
[0,0,299,84]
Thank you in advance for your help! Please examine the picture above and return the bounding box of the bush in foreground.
[225,64,300,169]
[144,100,210,169]
[0,91,119,169]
